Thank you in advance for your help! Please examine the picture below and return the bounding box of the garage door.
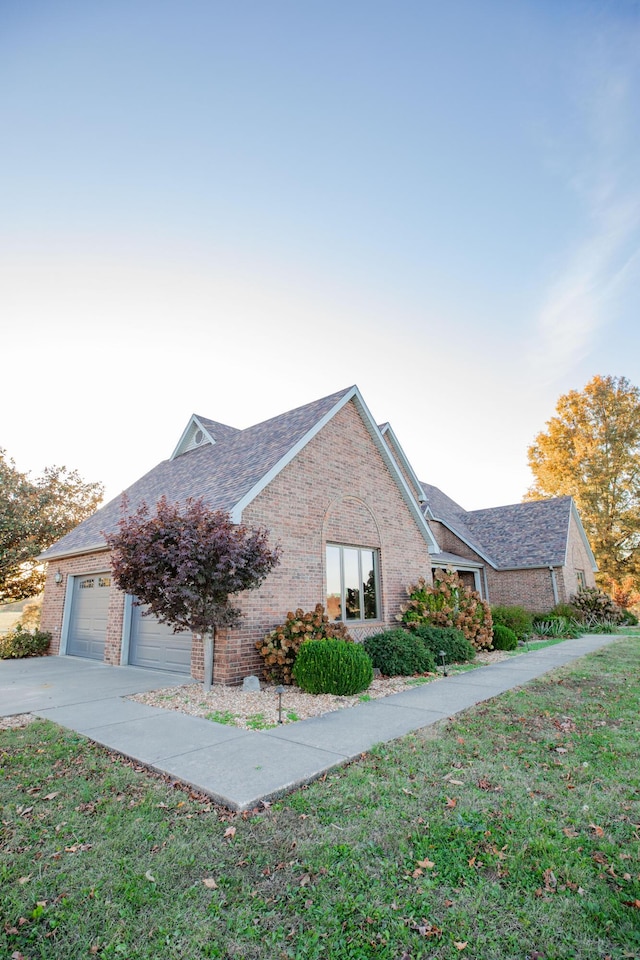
[129,604,192,674]
[67,573,111,660]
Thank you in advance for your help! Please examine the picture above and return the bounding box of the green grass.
[204,709,237,725]
[1,637,638,959]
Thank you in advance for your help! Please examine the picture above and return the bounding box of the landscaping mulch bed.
[127,649,508,730]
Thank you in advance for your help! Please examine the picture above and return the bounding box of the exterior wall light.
[54,570,63,585]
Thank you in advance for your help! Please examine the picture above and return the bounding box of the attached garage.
[67,572,111,660]
[128,604,192,675]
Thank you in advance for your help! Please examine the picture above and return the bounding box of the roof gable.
[421,482,594,571]
[171,414,240,458]
[378,423,426,505]
[41,385,437,560]
[464,498,573,568]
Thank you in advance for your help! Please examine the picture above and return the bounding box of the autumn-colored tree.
[0,450,104,603]
[105,497,281,688]
[526,375,640,592]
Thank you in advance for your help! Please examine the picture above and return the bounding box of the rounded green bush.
[411,625,475,664]
[490,605,533,641]
[619,608,639,626]
[363,629,436,677]
[292,639,373,695]
[492,623,518,651]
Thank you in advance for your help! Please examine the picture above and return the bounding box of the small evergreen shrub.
[398,571,493,651]
[411,625,475,663]
[0,624,51,659]
[549,603,581,621]
[292,639,373,695]
[619,608,639,626]
[492,623,518,651]
[256,604,351,684]
[363,629,436,676]
[490,605,533,641]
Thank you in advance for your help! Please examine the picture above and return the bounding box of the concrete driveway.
[0,654,192,717]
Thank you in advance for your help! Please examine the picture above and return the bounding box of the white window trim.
[326,543,381,623]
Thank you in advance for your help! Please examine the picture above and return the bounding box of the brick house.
[421,483,597,611]
[40,386,439,683]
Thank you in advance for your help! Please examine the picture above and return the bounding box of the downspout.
[549,565,559,606]
[482,567,490,603]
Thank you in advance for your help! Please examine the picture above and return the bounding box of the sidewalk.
[2,634,621,811]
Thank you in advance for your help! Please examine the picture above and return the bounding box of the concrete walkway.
[0,634,621,811]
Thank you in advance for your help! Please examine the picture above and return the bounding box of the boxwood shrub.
[292,639,373,695]
[490,605,533,641]
[363,629,436,677]
[491,623,518,651]
[256,604,351,684]
[411,625,476,664]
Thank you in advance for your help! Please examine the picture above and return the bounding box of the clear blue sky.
[2,0,639,510]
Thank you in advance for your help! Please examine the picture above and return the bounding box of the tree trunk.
[203,630,215,691]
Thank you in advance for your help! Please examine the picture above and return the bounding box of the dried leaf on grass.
[409,918,442,938]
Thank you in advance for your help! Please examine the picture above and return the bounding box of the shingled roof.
[421,482,495,565]
[421,482,596,570]
[41,386,435,560]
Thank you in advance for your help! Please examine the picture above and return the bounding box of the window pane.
[343,548,361,620]
[326,545,342,620]
[361,549,377,619]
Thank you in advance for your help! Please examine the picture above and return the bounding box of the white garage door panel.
[129,605,192,674]
[67,573,111,660]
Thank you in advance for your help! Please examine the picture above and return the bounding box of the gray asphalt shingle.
[421,482,573,570]
[41,386,354,559]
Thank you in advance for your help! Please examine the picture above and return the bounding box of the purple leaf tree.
[105,496,281,689]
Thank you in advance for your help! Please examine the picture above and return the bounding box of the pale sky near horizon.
[1,0,640,513]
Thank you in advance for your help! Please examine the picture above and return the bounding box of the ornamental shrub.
[490,605,533,641]
[619,608,639,626]
[548,603,581,621]
[292,639,373,695]
[398,571,493,651]
[570,587,624,626]
[532,616,582,639]
[0,623,51,659]
[491,624,518,651]
[256,604,352,684]
[363,629,436,676]
[411,625,476,663]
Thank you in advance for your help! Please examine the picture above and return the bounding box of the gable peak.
[171,415,216,459]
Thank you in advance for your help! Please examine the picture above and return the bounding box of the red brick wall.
[426,521,558,611]
[216,399,433,683]
[485,567,556,612]
[556,512,597,601]
[40,550,125,664]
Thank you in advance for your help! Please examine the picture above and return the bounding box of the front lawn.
[1,637,638,959]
